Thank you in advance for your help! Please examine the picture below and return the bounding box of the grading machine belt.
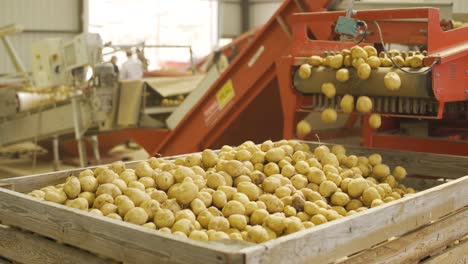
[293,66,433,98]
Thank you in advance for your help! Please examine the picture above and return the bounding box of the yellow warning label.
[216,79,235,109]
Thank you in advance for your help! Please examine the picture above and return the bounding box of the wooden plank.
[0,188,246,264]
[0,257,12,264]
[242,176,468,264]
[422,239,468,264]
[305,141,468,179]
[339,208,468,263]
[0,224,114,264]
[0,183,13,190]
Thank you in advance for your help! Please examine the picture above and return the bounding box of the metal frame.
[276,8,468,156]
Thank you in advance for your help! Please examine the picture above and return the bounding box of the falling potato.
[351,46,368,60]
[368,113,382,129]
[321,108,337,123]
[343,55,352,67]
[363,45,377,57]
[321,83,336,98]
[356,96,373,113]
[298,64,312,79]
[336,68,350,82]
[384,72,401,91]
[296,120,312,136]
[329,54,344,69]
[340,94,354,113]
[352,58,366,70]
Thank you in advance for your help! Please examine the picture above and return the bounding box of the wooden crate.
[0,142,467,264]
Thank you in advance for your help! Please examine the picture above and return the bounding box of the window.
[88,0,218,71]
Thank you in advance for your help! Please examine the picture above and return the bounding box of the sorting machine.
[277,7,468,155]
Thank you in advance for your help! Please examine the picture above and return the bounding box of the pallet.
[0,142,467,264]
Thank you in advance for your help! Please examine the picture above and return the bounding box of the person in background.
[110,56,119,76]
[136,48,149,71]
[120,49,143,80]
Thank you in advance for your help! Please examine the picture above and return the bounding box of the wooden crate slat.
[0,188,245,264]
[0,224,114,264]
[339,208,468,263]
[421,239,468,264]
[306,142,468,179]
[241,176,468,264]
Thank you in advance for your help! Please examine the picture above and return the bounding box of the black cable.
[373,20,437,74]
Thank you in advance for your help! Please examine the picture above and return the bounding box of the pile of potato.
[161,95,185,107]
[297,46,427,135]
[28,140,414,243]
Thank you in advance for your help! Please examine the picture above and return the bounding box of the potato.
[173,180,198,205]
[212,190,227,209]
[139,177,155,189]
[237,182,259,201]
[135,161,153,178]
[321,108,337,123]
[89,208,103,216]
[112,179,127,192]
[185,153,201,167]
[307,55,323,66]
[336,68,349,82]
[93,194,114,209]
[196,192,213,207]
[362,187,382,206]
[264,214,286,234]
[338,94,355,113]
[100,203,118,216]
[173,166,196,183]
[124,188,150,206]
[363,45,377,57]
[331,192,350,206]
[227,214,247,230]
[298,64,312,79]
[393,55,406,67]
[330,54,344,69]
[321,153,339,167]
[321,82,336,98]
[189,230,209,241]
[408,55,424,68]
[285,219,305,235]
[96,183,122,198]
[348,178,369,198]
[128,181,145,191]
[393,166,407,181]
[310,214,327,225]
[141,199,161,220]
[120,170,138,184]
[346,199,363,211]
[323,55,332,67]
[371,199,384,208]
[79,176,98,193]
[207,172,227,188]
[301,189,322,202]
[109,161,125,174]
[291,174,308,190]
[319,180,337,197]
[123,207,148,225]
[259,194,284,213]
[63,177,81,199]
[343,55,352,67]
[356,96,373,113]
[281,164,296,179]
[78,169,94,179]
[381,57,393,67]
[117,198,135,217]
[384,72,401,91]
[246,226,269,243]
[367,56,381,68]
[171,219,194,235]
[222,200,245,217]
[263,163,280,177]
[65,197,89,210]
[262,177,281,193]
[209,231,229,241]
[369,113,382,129]
[224,160,245,177]
[368,154,382,166]
[373,164,390,180]
[304,201,319,216]
[326,173,342,186]
[351,46,368,60]
[200,149,217,168]
[357,63,371,80]
[208,216,230,232]
[265,148,286,163]
[97,169,118,184]
[152,208,175,228]
[28,190,45,199]
[306,167,325,185]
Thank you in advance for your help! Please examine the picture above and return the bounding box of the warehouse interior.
[0,0,467,263]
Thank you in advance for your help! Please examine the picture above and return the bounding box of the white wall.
[249,0,282,28]
[0,0,82,74]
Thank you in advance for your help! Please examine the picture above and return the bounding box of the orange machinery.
[59,0,335,159]
[276,8,468,156]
